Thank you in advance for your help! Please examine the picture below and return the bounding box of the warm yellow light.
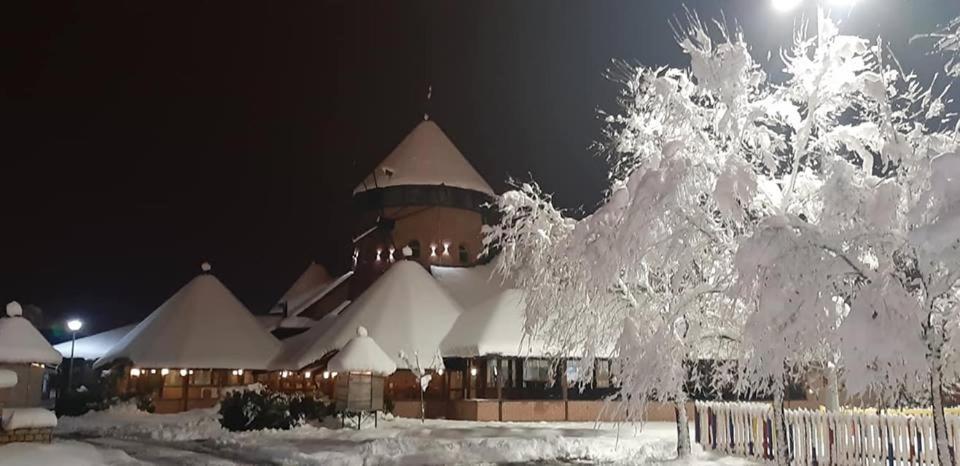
[179,369,188,377]
[331,371,338,377]
[304,371,311,378]
[470,367,478,377]
[188,370,194,375]
[130,368,141,377]
[437,368,444,376]
[150,369,156,374]
[322,371,330,379]
[161,368,170,376]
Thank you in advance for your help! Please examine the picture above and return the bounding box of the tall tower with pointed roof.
[351,119,494,295]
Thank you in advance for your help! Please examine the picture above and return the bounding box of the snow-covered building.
[261,262,353,339]
[0,302,61,411]
[94,264,282,413]
[350,120,496,295]
[270,260,461,375]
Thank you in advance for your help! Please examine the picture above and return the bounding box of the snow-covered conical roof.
[53,324,136,360]
[270,262,332,314]
[94,270,281,369]
[440,289,550,358]
[353,120,494,196]
[278,260,463,369]
[0,302,63,365]
[327,326,397,376]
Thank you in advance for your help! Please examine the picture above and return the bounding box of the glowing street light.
[771,0,803,12]
[771,0,859,12]
[65,318,83,393]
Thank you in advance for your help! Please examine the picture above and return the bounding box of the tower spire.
[423,84,432,121]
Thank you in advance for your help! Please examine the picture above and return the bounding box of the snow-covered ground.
[1,405,757,465]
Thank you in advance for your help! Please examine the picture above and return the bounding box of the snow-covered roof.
[327,326,397,376]
[269,262,332,314]
[53,324,136,360]
[353,120,495,196]
[272,271,353,318]
[277,260,463,370]
[94,270,281,370]
[0,303,63,365]
[269,300,352,370]
[440,289,551,358]
[431,262,511,310]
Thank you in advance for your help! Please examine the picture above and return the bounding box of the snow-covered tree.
[486,16,773,458]
[733,16,960,466]
[488,10,960,465]
[399,350,444,424]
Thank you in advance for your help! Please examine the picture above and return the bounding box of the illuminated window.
[458,244,469,264]
[523,359,552,383]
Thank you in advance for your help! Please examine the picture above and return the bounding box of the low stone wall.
[0,427,53,444]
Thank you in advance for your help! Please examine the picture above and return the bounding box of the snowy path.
[44,406,758,465]
[70,435,261,465]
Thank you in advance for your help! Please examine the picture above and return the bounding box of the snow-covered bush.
[219,387,326,431]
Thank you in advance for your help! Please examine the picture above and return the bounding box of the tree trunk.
[675,397,692,458]
[929,334,955,466]
[419,375,425,424]
[824,364,840,412]
[772,387,791,466]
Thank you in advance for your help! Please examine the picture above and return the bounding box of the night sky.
[4,1,958,340]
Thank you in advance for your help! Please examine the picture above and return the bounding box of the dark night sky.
[4,1,958,341]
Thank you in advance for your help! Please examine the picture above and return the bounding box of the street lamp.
[66,319,82,394]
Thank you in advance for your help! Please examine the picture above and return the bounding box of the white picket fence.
[695,401,960,465]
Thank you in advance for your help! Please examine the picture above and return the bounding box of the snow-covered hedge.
[218,387,328,432]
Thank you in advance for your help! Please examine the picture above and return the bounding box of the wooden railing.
[695,401,960,465]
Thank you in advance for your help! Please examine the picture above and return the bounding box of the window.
[595,359,612,388]
[408,240,421,258]
[458,244,469,264]
[486,358,510,387]
[192,370,212,386]
[523,359,552,383]
[565,360,581,384]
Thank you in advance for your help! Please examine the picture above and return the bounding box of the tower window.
[408,240,421,258]
[458,244,469,264]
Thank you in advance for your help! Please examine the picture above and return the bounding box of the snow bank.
[327,326,397,376]
[0,440,140,466]
[58,406,224,442]
[0,368,17,388]
[2,408,57,430]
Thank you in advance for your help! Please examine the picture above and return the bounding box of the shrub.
[219,388,325,432]
[289,393,329,422]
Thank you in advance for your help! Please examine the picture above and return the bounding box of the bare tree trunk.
[675,395,692,458]
[772,387,791,466]
[419,375,425,424]
[824,364,840,412]
[929,331,955,466]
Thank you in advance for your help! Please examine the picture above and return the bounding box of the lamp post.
[66,319,82,394]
